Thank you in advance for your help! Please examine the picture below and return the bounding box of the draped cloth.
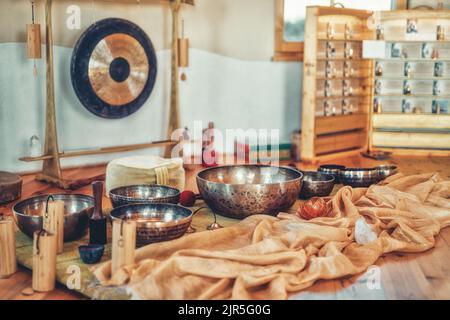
[93,173,450,299]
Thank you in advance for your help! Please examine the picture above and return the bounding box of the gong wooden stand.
[19,0,194,190]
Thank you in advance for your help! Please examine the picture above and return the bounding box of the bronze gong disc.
[71,18,157,119]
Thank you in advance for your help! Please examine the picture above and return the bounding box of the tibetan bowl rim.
[375,165,398,170]
[109,203,193,228]
[196,164,303,187]
[13,193,94,218]
[78,244,104,252]
[301,171,335,183]
[109,184,181,202]
[318,164,346,170]
[340,167,378,173]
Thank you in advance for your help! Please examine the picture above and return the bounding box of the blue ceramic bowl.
[78,244,105,264]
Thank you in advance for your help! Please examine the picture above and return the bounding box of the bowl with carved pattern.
[110,203,192,246]
[196,165,303,219]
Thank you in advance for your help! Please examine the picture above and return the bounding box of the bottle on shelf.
[403,81,412,95]
[327,22,335,39]
[404,62,412,78]
[376,24,384,40]
[437,25,445,41]
[375,62,383,76]
[374,98,382,114]
[345,23,353,40]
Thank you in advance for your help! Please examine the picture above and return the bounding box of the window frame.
[274,0,304,61]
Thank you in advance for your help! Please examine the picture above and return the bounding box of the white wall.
[0,43,301,172]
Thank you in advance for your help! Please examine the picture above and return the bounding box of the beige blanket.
[94,173,450,299]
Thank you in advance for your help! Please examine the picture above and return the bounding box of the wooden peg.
[112,219,136,276]
[0,217,17,279]
[27,24,42,59]
[32,230,57,292]
[178,38,189,68]
[43,200,65,254]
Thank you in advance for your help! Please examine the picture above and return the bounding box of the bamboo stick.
[43,201,65,254]
[111,220,136,276]
[32,230,57,292]
[0,218,17,279]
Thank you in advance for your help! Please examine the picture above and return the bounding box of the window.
[274,0,393,62]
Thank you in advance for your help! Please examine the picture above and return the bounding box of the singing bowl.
[196,165,303,219]
[299,171,335,199]
[339,168,380,188]
[318,164,346,183]
[109,184,181,208]
[13,194,94,241]
[376,165,398,181]
[110,203,193,246]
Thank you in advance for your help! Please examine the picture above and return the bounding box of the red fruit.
[180,190,197,207]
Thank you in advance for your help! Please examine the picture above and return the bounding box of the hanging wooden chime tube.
[27,0,41,76]
[32,230,57,292]
[43,200,65,254]
[111,219,136,276]
[178,19,189,81]
[0,215,17,279]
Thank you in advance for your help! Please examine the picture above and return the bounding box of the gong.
[71,18,157,119]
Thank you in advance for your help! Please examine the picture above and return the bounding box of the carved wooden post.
[164,0,182,158]
[37,0,62,182]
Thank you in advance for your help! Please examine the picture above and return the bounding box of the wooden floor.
[1,154,450,300]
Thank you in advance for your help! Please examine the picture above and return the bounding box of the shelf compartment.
[372,131,450,150]
[372,114,450,131]
[315,130,367,155]
[315,114,368,135]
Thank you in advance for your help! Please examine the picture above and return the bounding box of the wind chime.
[27,0,42,75]
[178,19,189,81]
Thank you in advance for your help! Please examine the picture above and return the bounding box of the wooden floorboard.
[0,155,449,300]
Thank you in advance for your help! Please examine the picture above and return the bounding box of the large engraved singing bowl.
[109,184,180,208]
[13,194,94,241]
[196,165,303,219]
[110,203,193,246]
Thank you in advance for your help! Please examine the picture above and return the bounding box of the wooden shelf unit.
[370,10,450,157]
[301,6,373,162]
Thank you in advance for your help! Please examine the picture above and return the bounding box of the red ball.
[180,190,197,207]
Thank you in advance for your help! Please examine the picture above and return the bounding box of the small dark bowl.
[376,165,398,181]
[109,184,181,208]
[339,168,380,188]
[110,203,193,247]
[78,244,105,264]
[299,171,335,199]
[318,164,346,183]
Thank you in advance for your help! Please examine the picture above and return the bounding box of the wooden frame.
[19,0,193,190]
[274,0,304,61]
[368,9,450,158]
[300,6,374,163]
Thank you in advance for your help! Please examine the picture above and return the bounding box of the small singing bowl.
[109,184,181,208]
[78,245,105,264]
[110,203,193,247]
[299,171,335,199]
[13,194,94,241]
[318,164,346,183]
[376,165,398,181]
[339,168,379,188]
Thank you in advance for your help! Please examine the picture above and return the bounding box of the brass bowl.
[299,171,335,199]
[109,184,180,208]
[13,194,94,241]
[339,168,380,188]
[196,165,303,219]
[376,165,398,181]
[110,203,192,246]
[318,164,346,183]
